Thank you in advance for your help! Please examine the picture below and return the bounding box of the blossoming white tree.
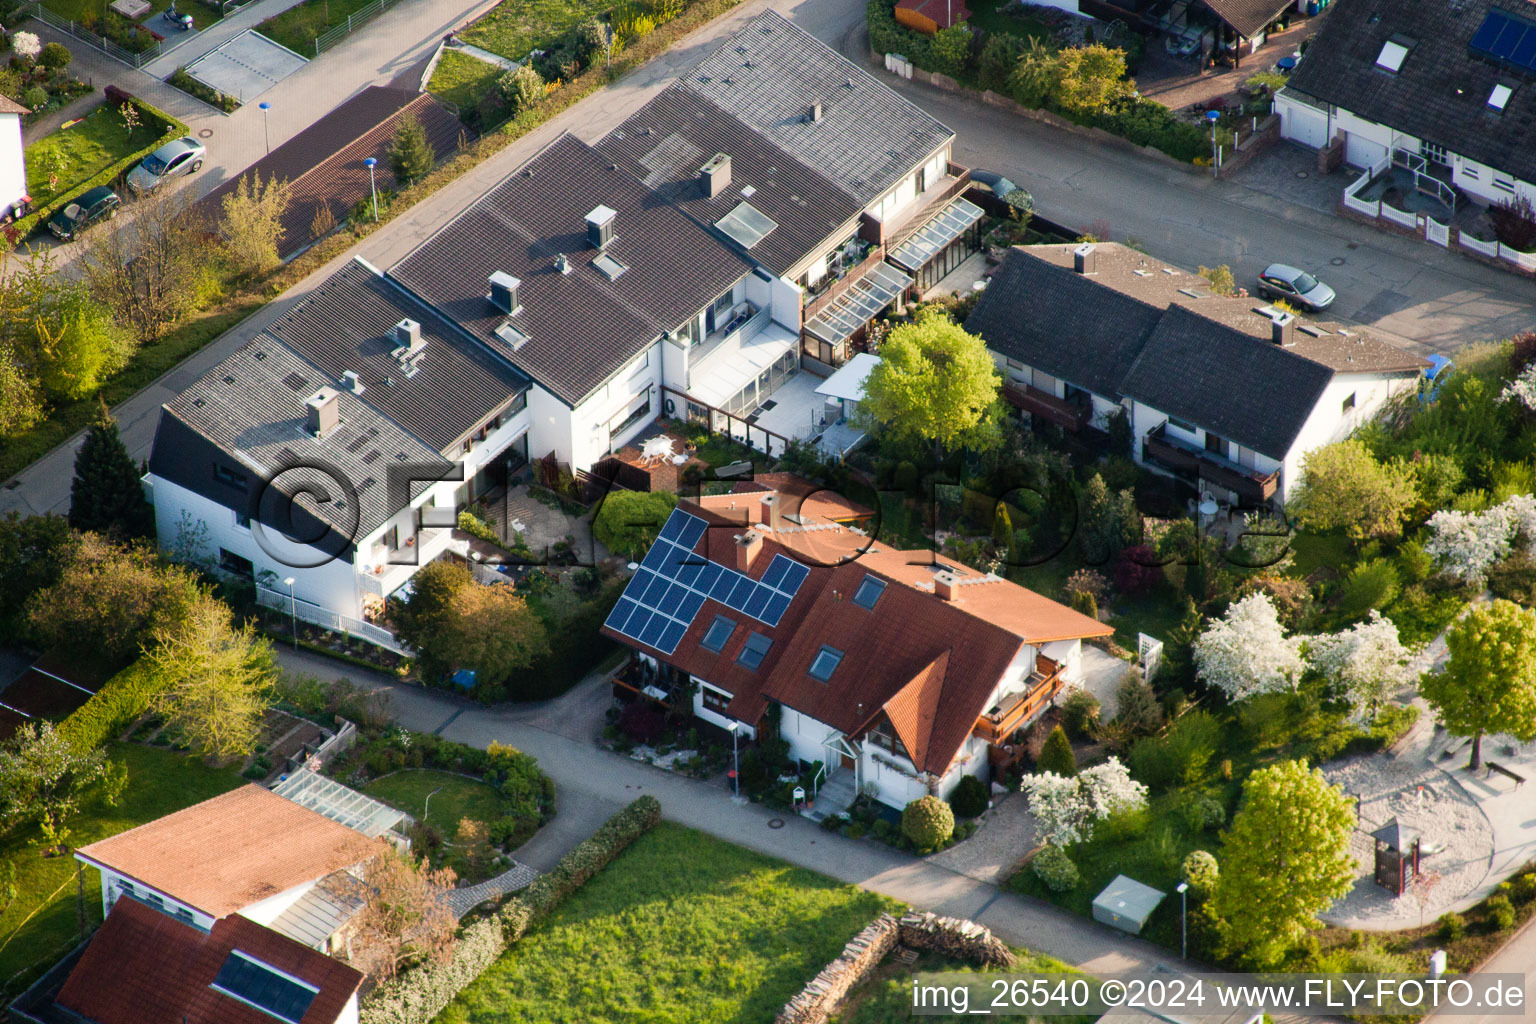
[1424,493,1536,585]
[1307,611,1413,724]
[1019,756,1147,847]
[1193,592,1304,701]
[11,32,40,61]
[1500,363,1536,412]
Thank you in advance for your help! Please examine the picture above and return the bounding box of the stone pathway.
[926,793,1035,886]
[446,860,540,918]
[454,42,517,70]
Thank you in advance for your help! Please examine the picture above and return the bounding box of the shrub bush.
[1337,558,1401,620]
[950,773,989,817]
[1486,894,1516,931]
[57,659,168,751]
[977,32,1027,92]
[1181,849,1219,895]
[1176,791,1225,832]
[1128,710,1220,791]
[866,0,933,67]
[929,23,972,78]
[1037,724,1077,776]
[618,701,665,744]
[1060,689,1101,740]
[1032,844,1080,892]
[901,795,955,852]
[1069,588,1098,620]
[1437,911,1466,941]
[39,41,71,69]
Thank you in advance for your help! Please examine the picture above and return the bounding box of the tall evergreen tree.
[386,113,435,186]
[69,398,152,539]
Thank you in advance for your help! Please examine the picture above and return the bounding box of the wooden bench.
[1485,761,1526,788]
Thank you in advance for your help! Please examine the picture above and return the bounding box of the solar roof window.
[852,574,886,610]
[809,645,844,682]
[737,631,773,670]
[702,615,737,653]
[211,952,317,1024]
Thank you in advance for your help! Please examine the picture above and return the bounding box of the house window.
[701,684,732,714]
[234,510,251,530]
[1489,84,1513,111]
[213,463,247,487]
[808,645,843,682]
[1204,432,1228,458]
[1342,392,1356,412]
[1421,141,1448,165]
[701,615,736,653]
[1167,415,1196,434]
[852,575,886,610]
[609,388,653,439]
[1464,165,1481,181]
[866,720,909,760]
[218,548,254,578]
[1493,175,1517,193]
[737,631,772,670]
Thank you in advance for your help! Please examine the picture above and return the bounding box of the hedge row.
[358,795,662,1024]
[56,659,167,752]
[9,86,187,245]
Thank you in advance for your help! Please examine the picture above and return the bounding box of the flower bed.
[166,66,240,111]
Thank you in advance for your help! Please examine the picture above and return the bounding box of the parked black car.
[47,186,120,241]
[966,169,1033,218]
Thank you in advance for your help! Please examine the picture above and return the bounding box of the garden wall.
[774,911,1015,1024]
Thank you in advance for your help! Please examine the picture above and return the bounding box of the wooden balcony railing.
[974,655,1063,744]
[884,166,974,252]
[1002,382,1091,432]
[1142,423,1280,505]
[803,244,887,324]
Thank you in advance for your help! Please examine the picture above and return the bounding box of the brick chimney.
[933,569,959,602]
[735,531,763,573]
[760,493,782,533]
[305,387,341,440]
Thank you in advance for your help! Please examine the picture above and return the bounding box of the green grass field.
[25,105,145,211]
[0,743,244,997]
[363,769,506,834]
[426,50,503,114]
[458,0,609,61]
[438,823,893,1023]
[254,0,379,55]
[832,949,1092,1024]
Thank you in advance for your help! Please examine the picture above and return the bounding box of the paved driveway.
[184,29,308,103]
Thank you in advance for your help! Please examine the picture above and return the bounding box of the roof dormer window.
[1375,38,1411,73]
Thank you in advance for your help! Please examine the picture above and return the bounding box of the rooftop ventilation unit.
[586,205,617,249]
[305,387,342,439]
[1270,311,1296,347]
[699,152,732,198]
[807,100,822,122]
[341,370,365,395]
[488,271,521,314]
[1073,243,1096,274]
[554,253,571,274]
[391,319,426,377]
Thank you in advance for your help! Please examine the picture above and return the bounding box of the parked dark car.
[47,186,120,241]
[966,169,1033,218]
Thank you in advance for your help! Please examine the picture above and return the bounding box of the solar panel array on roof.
[1470,8,1536,74]
[211,952,318,1024]
[714,201,778,248]
[604,509,809,654]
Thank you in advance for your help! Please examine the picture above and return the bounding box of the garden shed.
[1092,875,1165,935]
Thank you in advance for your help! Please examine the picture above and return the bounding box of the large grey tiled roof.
[595,85,862,275]
[162,339,449,539]
[1287,0,1536,185]
[262,258,528,454]
[389,134,753,407]
[1119,305,1336,460]
[682,12,953,206]
[1203,0,1293,38]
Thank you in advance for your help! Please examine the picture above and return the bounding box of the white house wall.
[150,475,363,618]
[1279,372,1415,503]
[337,993,360,1024]
[0,113,24,214]
[1041,639,1084,685]
[690,676,758,740]
[95,865,215,931]
[781,705,842,771]
[237,879,318,928]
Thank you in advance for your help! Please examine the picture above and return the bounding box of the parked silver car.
[126,137,206,193]
[1257,263,1336,312]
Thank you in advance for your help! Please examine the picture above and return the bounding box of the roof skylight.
[852,575,885,610]
[702,615,736,653]
[737,631,772,670]
[714,202,778,248]
[809,645,843,682]
[1375,38,1411,72]
[1489,83,1514,110]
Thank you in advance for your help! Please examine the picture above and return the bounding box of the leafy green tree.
[499,63,544,115]
[1197,264,1236,296]
[574,16,609,67]
[901,794,955,852]
[1078,472,1139,562]
[1290,440,1417,541]
[1037,724,1077,776]
[977,32,1028,92]
[27,534,201,668]
[992,500,1013,550]
[929,23,972,78]
[0,721,113,850]
[69,399,153,540]
[1054,44,1135,117]
[1009,36,1058,108]
[1214,759,1354,964]
[386,113,435,186]
[218,171,289,277]
[0,342,44,438]
[432,583,549,685]
[1421,600,1536,770]
[0,512,75,636]
[147,592,276,759]
[388,559,471,662]
[31,284,134,402]
[859,308,1001,455]
[592,490,679,560]
[1113,676,1163,736]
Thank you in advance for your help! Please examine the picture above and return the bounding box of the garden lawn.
[363,768,506,834]
[833,949,1092,1024]
[962,0,1052,42]
[0,742,244,997]
[255,0,379,55]
[458,0,608,62]
[437,823,894,1024]
[427,50,503,113]
[24,105,144,212]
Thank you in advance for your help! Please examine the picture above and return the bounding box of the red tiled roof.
[601,489,1109,776]
[56,897,362,1024]
[76,785,382,918]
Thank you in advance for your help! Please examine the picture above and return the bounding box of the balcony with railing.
[882,164,973,253]
[1002,381,1091,432]
[974,655,1062,745]
[803,243,887,324]
[1142,422,1280,504]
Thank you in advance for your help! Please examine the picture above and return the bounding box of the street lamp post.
[1176,881,1189,960]
[259,101,272,155]
[1206,109,1221,178]
[283,577,297,649]
[605,21,613,70]
[364,157,379,222]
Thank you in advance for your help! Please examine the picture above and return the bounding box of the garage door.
[1345,132,1388,170]
[1282,101,1328,149]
